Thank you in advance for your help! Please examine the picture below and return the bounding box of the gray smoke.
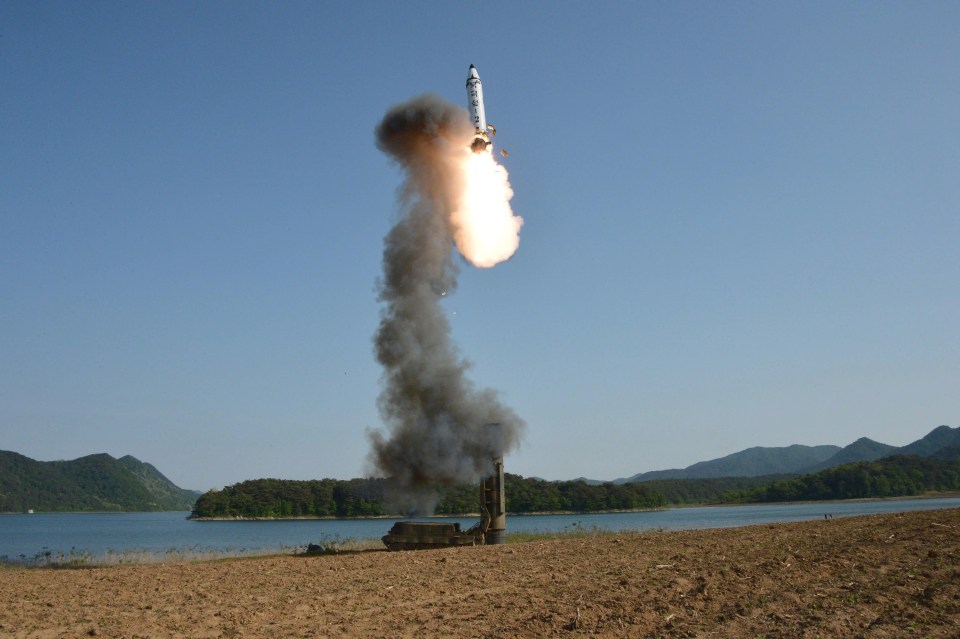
[368,94,524,515]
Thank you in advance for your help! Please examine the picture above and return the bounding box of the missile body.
[466,64,490,153]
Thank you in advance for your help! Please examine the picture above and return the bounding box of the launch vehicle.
[466,64,493,153]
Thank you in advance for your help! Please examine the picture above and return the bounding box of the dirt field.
[2,508,958,638]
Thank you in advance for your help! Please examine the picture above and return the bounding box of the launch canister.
[466,64,490,153]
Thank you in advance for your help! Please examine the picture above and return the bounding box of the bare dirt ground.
[2,508,958,638]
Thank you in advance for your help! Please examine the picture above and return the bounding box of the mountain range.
[601,425,959,485]
[0,451,200,512]
[3,425,958,512]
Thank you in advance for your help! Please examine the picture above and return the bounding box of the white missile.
[466,64,491,153]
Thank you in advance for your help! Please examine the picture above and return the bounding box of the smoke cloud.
[368,94,524,514]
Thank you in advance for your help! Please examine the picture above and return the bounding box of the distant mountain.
[571,477,605,486]
[615,445,840,483]
[800,437,898,474]
[895,425,960,458]
[930,444,960,461]
[607,425,959,486]
[613,468,686,483]
[0,451,200,513]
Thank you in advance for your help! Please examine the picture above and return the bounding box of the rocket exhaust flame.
[369,94,524,515]
[454,151,522,268]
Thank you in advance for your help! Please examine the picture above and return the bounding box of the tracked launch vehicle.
[382,457,506,551]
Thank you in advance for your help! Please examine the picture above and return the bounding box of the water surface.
[2,497,957,561]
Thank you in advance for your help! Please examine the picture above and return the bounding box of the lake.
[3,497,958,562]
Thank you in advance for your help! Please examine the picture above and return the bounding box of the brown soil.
[2,508,958,638]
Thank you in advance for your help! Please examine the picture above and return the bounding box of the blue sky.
[2,1,957,491]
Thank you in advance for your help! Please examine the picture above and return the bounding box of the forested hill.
[0,451,200,512]
[726,450,960,503]
[615,445,841,483]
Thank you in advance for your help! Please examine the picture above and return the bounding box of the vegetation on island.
[189,474,668,519]
[190,450,960,519]
[190,478,388,518]
[502,475,667,513]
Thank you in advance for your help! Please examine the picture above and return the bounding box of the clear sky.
[2,1,957,491]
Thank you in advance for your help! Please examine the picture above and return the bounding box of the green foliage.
[50,454,161,511]
[191,474,669,519]
[501,475,667,512]
[0,451,199,512]
[116,455,199,509]
[638,475,797,504]
[726,454,960,503]
[190,478,390,518]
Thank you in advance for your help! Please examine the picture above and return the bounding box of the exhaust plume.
[368,94,524,514]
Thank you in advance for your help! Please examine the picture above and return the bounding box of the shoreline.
[188,491,960,520]
[8,491,959,519]
[3,508,957,637]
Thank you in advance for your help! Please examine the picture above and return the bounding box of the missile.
[466,64,492,153]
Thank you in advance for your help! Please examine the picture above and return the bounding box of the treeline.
[431,475,666,514]
[189,452,960,519]
[504,476,666,512]
[190,478,389,518]
[726,454,960,503]
[189,474,667,519]
[640,475,797,504]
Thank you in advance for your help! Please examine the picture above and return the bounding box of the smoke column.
[369,94,524,514]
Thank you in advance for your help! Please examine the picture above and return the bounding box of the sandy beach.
[2,508,957,638]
